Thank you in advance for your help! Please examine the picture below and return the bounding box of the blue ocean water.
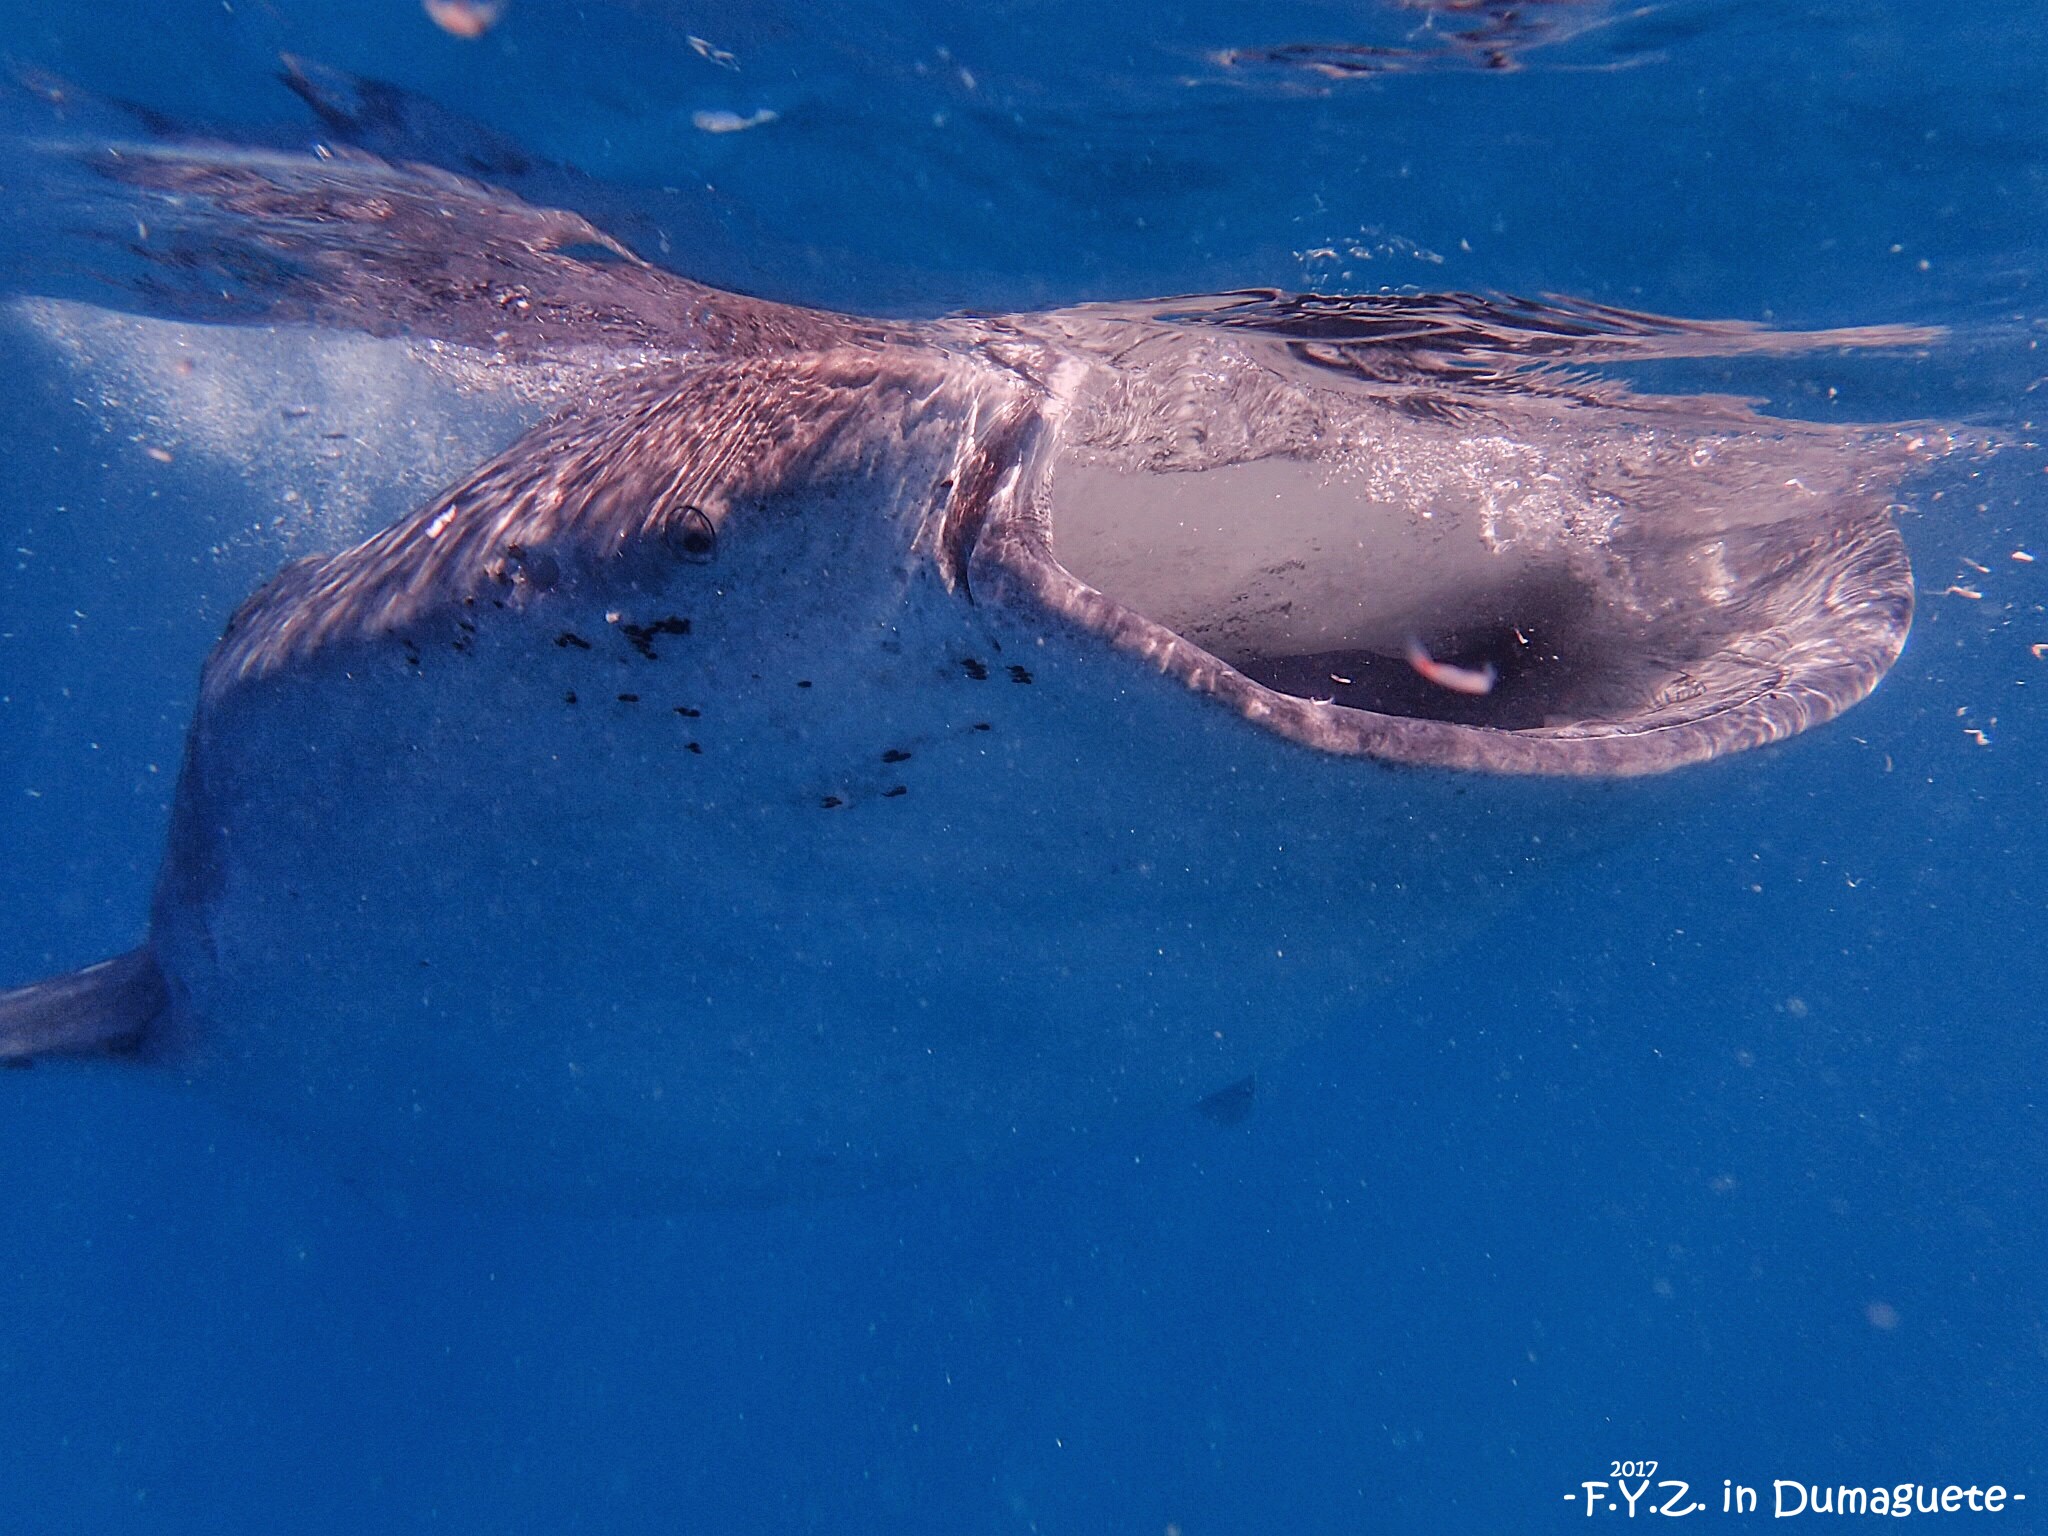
[0,0,2041,1531]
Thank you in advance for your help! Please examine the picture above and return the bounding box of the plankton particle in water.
[693,108,778,134]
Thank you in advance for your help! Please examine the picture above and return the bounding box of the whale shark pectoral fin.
[0,947,166,1062]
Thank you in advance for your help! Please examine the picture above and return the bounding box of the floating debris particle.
[693,108,778,134]
[2014,550,2036,563]
[1939,584,1982,600]
[143,445,174,464]
[688,35,738,70]
[424,0,502,37]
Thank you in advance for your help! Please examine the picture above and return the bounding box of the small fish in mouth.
[1404,638,1499,696]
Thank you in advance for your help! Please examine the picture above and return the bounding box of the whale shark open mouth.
[1052,452,1665,731]
[988,300,1935,775]
[1045,441,1916,739]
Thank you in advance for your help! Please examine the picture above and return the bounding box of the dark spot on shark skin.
[796,680,813,689]
[1007,665,1033,684]
[882,785,908,798]
[685,742,703,754]
[555,631,592,650]
[881,749,911,763]
[564,691,577,705]
[961,658,989,680]
[621,615,690,659]
[819,796,844,809]
[673,706,700,718]
[972,722,992,732]
[617,693,640,704]
[1197,1074,1258,1126]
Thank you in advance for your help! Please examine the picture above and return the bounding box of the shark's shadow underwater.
[0,68,1956,1205]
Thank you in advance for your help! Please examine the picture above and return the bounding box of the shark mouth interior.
[1045,447,1913,748]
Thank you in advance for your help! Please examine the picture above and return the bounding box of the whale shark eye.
[669,505,718,563]
[507,543,560,590]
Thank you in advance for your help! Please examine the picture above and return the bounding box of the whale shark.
[0,99,1951,1204]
